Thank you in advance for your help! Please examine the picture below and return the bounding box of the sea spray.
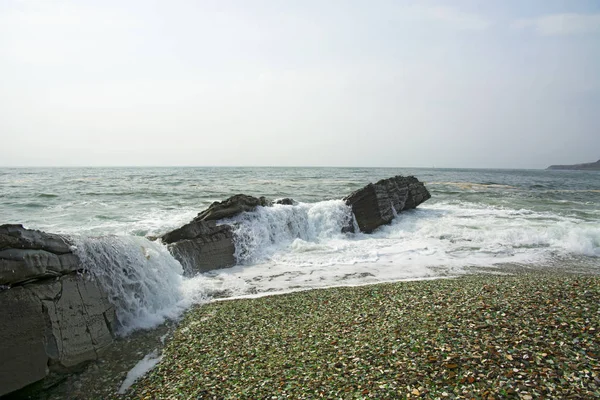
[73,235,186,335]
[223,200,353,264]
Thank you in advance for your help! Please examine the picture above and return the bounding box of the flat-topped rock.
[0,224,72,254]
[0,224,81,287]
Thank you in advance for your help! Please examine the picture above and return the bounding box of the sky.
[0,0,599,169]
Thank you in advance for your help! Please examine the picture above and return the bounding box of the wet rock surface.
[5,323,176,400]
[0,224,77,286]
[0,225,116,397]
[273,198,296,205]
[344,175,431,233]
[162,220,235,275]
[195,194,271,222]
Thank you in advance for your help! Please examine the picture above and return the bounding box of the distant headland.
[547,159,600,171]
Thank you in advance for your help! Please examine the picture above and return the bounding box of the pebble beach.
[125,269,600,399]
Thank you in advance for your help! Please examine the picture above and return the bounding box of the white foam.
[222,200,352,264]
[73,236,187,335]
[71,198,599,336]
[118,350,163,394]
[195,199,599,298]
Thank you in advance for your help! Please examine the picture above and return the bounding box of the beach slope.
[125,273,600,399]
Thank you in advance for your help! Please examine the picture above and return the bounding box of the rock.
[0,224,72,254]
[397,176,432,210]
[0,287,48,397]
[0,275,116,396]
[344,176,430,233]
[195,194,271,221]
[0,249,81,286]
[162,220,225,244]
[273,198,296,205]
[0,225,116,396]
[0,224,80,286]
[162,220,235,275]
[162,194,269,275]
[31,275,115,369]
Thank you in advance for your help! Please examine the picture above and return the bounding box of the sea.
[1,167,599,336]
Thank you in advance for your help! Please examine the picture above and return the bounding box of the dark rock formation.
[400,176,432,210]
[0,224,72,254]
[273,198,296,205]
[344,176,430,233]
[0,225,116,397]
[160,194,272,275]
[161,220,235,275]
[196,194,271,221]
[0,224,79,287]
[0,249,81,287]
[547,159,600,171]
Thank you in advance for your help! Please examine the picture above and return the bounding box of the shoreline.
[123,268,599,399]
[12,264,599,399]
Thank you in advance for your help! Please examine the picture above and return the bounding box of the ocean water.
[1,167,599,334]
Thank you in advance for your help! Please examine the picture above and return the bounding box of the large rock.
[195,194,271,221]
[162,220,235,275]
[397,176,432,210]
[344,176,430,233]
[273,198,296,206]
[0,287,48,396]
[0,274,115,396]
[0,224,72,254]
[160,194,270,275]
[0,249,81,286]
[0,224,80,287]
[32,275,115,369]
[0,224,116,396]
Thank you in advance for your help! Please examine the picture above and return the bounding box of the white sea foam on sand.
[118,350,163,394]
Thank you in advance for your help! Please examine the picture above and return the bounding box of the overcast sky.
[1,0,599,168]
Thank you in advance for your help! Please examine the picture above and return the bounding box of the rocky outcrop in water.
[273,198,296,205]
[547,159,600,171]
[196,194,271,221]
[161,220,235,275]
[162,178,432,273]
[344,176,431,233]
[0,224,116,397]
[0,224,80,286]
[159,194,276,276]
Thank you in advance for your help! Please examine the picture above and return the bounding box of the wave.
[56,197,599,338]
[427,182,516,190]
[222,200,599,272]
[222,200,354,264]
[389,202,600,259]
[72,236,189,336]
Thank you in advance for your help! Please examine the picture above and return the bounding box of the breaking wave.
[69,199,599,336]
[72,236,188,336]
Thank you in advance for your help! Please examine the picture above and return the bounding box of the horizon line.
[0,165,552,171]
